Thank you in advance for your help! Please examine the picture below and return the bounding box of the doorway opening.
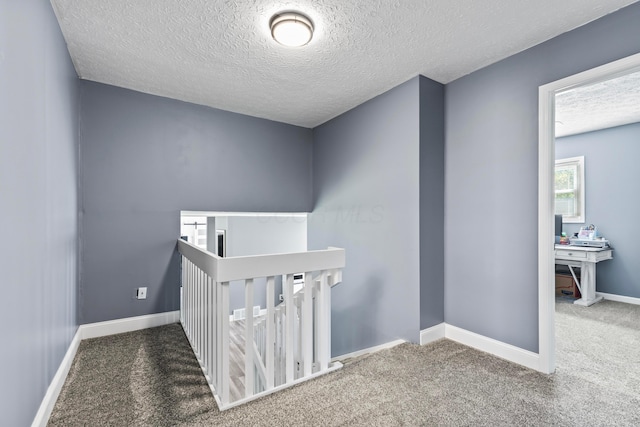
[538,52,640,374]
[179,215,226,255]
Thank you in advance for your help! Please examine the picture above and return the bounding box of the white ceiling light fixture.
[270,12,314,47]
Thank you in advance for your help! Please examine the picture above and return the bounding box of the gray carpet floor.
[48,300,640,426]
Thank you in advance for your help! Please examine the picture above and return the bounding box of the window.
[555,156,585,223]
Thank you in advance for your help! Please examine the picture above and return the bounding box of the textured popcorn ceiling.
[51,0,639,128]
[556,70,640,137]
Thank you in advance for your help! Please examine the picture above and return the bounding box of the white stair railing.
[177,238,345,411]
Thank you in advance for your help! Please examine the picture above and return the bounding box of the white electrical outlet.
[137,287,147,300]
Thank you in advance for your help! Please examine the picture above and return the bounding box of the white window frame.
[554,156,585,223]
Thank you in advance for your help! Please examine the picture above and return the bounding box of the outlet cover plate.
[137,287,147,300]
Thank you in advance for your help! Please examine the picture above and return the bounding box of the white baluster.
[184,260,189,338]
[302,272,313,376]
[295,295,302,378]
[197,269,202,359]
[218,282,230,405]
[180,256,184,325]
[216,282,222,393]
[204,274,212,381]
[186,260,191,340]
[208,275,215,385]
[201,270,205,363]
[188,260,192,339]
[190,261,194,342]
[199,269,204,359]
[266,276,275,390]
[313,277,319,367]
[244,278,254,398]
[274,307,281,386]
[188,260,192,338]
[194,269,198,356]
[284,274,295,383]
[202,270,206,361]
[317,270,330,371]
[181,258,186,328]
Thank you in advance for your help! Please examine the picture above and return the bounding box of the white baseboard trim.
[444,324,540,371]
[331,339,406,362]
[420,323,446,345]
[79,311,181,340]
[336,323,541,372]
[596,292,640,306]
[31,329,82,427]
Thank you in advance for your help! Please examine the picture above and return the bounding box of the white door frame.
[538,52,640,374]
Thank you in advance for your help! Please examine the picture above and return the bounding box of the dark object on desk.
[555,214,563,244]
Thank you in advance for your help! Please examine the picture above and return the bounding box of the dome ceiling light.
[270,12,314,47]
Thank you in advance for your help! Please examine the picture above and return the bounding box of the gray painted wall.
[79,81,313,324]
[445,2,640,352]
[309,77,421,355]
[419,76,446,330]
[0,1,79,425]
[556,123,640,298]
[224,215,307,311]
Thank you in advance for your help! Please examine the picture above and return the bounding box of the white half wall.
[225,215,307,257]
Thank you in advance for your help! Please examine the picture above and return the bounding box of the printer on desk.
[569,224,610,248]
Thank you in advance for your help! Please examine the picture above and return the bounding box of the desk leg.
[574,261,604,307]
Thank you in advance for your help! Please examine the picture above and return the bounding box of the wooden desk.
[555,245,613,306]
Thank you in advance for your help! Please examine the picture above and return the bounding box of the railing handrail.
[177,238,220,277]
[179,237,345,409]
[177,238,345,282]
